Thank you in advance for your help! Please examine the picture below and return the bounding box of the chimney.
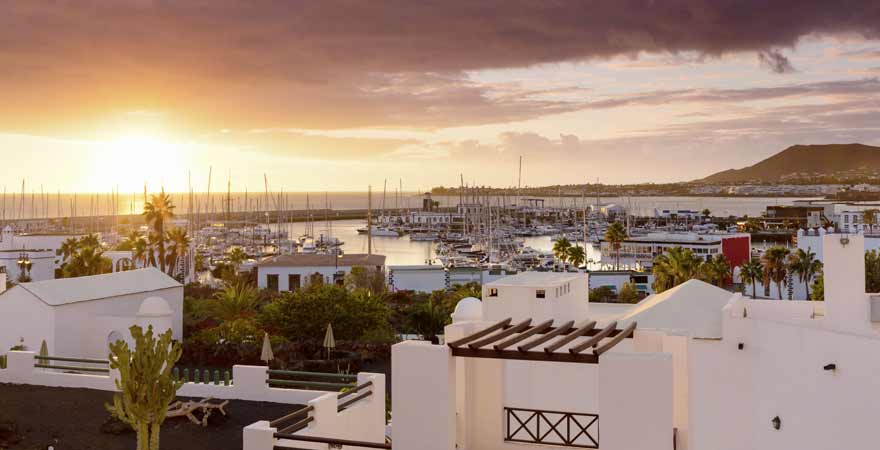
[823,233,869,331]
[0,266,6,294]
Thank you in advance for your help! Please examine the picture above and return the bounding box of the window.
[267,274,279,292]
[489,288,498,297]
[536,289,546,299]
[288,274,301,291]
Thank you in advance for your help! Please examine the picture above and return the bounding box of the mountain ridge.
[700,143,880,183]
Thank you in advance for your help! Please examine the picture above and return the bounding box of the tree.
[408,294,451,341]
[865,209,878,232]
[115,230,142,251]
[589,286,616,302]
[227,247,248,268]
[700,254,731,287]
[761,246,791,300]
[165,227,191,278]
[566,246,586,269]
[142,193,175,273]
[701,208,711,218]
[604,222,628,270]
[345,266,386,294]
[145,232,161,268]
[63,245,112,278]
[866,250,880,292]
[651,246,701,293]
[57,237,79,262]
[617,282,641,304]
[739,257,764,298]
[788,248,822,300]
[133,237,149,267]
[206,282,261,322]
[811,275,824,301]
[742,218,761,233]
[107,325,183,450]
[552,238,572,265]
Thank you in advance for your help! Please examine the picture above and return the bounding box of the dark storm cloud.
[757,50,796,74]
[1,0,880,134]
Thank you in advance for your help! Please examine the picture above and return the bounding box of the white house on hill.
[0,267,182,359]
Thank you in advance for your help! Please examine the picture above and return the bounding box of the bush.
[589,286,616,303]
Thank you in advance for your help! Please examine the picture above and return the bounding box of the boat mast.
[367,185,372,256]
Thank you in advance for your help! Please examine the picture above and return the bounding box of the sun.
[94,133,184,191]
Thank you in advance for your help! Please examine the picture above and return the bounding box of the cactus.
[106,325,182,450]
[194,369,200,383]
[213,370,220,385]
[183,368,189,382]
[224,370,231,386]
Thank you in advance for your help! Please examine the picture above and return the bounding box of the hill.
[700,144,880,183]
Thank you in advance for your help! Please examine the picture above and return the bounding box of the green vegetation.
[58,234,112,278]
[739,257,763,298]
[761,246,791,300]
[107,325,183,450]
[604,222,628,270]
[142,192,176,273]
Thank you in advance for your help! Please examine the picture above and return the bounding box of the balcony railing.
[504,407,598,448]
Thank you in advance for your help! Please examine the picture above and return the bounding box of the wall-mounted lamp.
[823,363,837,371]
[771,416,781,430]
[840,235,850,247]
[737,343,744,350]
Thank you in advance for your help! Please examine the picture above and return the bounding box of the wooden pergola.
[447,318,637,364]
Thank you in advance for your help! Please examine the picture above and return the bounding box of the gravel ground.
[0,383,300,450]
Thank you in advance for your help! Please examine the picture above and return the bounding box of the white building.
[256,253,386,292]
[382,232,880,450]
[0,225,79,282]
[0,267,182,359]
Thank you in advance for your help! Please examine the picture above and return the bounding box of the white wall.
[0,250,56,282]
[0,287,55,353]
[0,354,336,407]
[391,341,456,450]
[689,299,880,450]
[258,266,354,291]
[482,275,589,324]
[599,352,674,450]
[52,285,184,359]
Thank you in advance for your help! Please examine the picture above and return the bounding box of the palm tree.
[132,237,148,267]
[566,246,586,269]
[165,227,191,277]
[142,192,175,273]
[145,232,161,267]
[552,237,572,266]
[227,247,248,269]
[63,246,111,278]
[79,233,100,249]
[57,237,79,262]
[206,283,261,322]
[700,254,731,288]
[604,222,628,270]
[788,248,822,300]
[652,246,701,292]
[739,257,763,298]
[761,246,791,300]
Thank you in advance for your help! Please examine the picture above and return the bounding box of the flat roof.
[256,253,386,268]
[486,271,583,287]
[17,267,181,306]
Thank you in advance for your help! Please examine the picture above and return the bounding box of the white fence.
[0,350,334,405]
[244,373,388,450]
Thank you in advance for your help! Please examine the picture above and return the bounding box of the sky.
[2,1,880,193]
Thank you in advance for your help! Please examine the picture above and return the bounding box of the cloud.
[2,0,880,136]
[757,50,796,74]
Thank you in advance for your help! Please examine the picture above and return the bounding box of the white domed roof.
[137,296,173,317]
[451,297,483,323]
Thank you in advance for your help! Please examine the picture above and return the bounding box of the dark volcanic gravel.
[0,383,300,450]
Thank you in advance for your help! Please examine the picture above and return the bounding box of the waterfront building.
[255,253,386,292]
[0,267,182,359]
[600,231,751,269]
